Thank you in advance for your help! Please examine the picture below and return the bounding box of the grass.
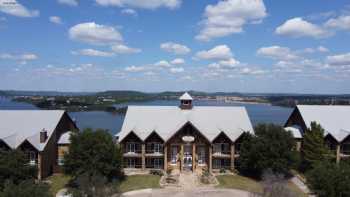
[216,174,307,197]
[118,175,161,193]
[46,174,71,196]
[216,174,263,193]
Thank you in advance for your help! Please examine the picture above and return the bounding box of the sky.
[0,0,350,93]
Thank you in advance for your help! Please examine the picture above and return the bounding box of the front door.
[183,145,192,171]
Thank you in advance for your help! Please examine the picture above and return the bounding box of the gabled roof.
[296,105,350,142]
[179,92,193,100]
[0,110,66,151]
[117,106,254,143]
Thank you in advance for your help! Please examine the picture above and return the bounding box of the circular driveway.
[121,188,251,197]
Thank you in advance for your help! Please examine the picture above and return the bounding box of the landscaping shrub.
[149,170,163,176]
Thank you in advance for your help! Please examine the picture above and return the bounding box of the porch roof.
[117,106,254,143]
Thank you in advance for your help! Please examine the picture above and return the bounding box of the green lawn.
[46,174,71,196]
[216,175,307,197]
[118,175,161,193]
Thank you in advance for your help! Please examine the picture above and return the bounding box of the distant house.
[116,92,254,172]
[285,105,350,163]
[0,110,77,179]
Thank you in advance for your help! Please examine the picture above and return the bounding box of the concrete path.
[121,188,251,197]
[290,176,315,196]
[179,172,198,190]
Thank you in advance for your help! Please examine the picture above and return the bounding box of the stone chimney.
[40,128,48,143]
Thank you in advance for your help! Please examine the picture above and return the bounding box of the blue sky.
[1,0,350,93]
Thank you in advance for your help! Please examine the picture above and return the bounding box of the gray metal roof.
[297,105,350,142]
[117,106,254,143]
[0,110,66,151]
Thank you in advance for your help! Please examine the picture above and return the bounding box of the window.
[197,146,205,165]
[154,158,162,169]
[28,151,36,165]
[213,159,221,169]
[126,143,136,153]
[171,146,178,164]
[127,158,135,168]
[235,143,242,154]
[58,157,64,166]
[146,143,163,153]
[341,143,350,155]
[154,143,162,153]
[213,143,230,154]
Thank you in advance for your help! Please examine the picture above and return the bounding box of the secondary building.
[285,105,350,163]
[116,92,254,172]
[0,110,77,179]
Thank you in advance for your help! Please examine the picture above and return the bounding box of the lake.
[0,97,293,134]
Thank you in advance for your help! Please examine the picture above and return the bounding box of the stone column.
[164,145,167,171]
[230,144,235,171]
[209,146,212,173]
[180,144,184,171]
[141,144,145,170]
[192,144,196,171]
[296,141,302,152]
[336,144,341,164]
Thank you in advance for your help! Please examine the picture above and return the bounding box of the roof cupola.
[179,92,193,110]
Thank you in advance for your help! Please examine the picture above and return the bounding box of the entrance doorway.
[183,145,192,171]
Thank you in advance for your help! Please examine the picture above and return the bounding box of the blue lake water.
[0,97,293,135]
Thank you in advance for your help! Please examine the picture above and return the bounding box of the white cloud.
[325,15,350,31]
[318,46,329,53]
[58,0,78,6]
[95,0,181,9]
[327,53,350,66]
[111,44,141,54]
[195,0,267,41]
[69,22,123,45]
[49,16,63,24]
[124,65,146,72]
[154,60,171,68]
[170,67,184,73]
[275,17,331,38]
[71,49,114,57]
[121,8,137,16]
[0,0,39,17]
[160,42,190,55]
[170,58,185,65]
[0,52,38,60]
[195,45,232,60]
[257,46,299,60]
[240,67,267,75]
[219,58,240,68]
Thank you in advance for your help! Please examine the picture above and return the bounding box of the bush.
[306,161,350,197]
[259,170,297,197]
[0,180,50,197]
[166,168,172,175]
[219,168,226,174]
[238,124,295,179]
[149,170,163,176]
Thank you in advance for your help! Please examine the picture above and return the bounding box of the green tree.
[0,149,37,189]
[306,161,350,197]
[63,128,123,180]
[0,180,50,197]
[301,122,331,171]
[238,124,296,179]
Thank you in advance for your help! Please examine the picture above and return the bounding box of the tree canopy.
[0,149,37,189]
[306,161,350,197]
[238,124,296,179]
[63,128,123,180]
[301,122,332,171]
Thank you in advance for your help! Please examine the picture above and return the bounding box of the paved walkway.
[179,171,198,190]
[121,188,251,197]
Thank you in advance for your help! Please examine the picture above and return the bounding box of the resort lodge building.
[116,93,254,172]
[285,105,350,163]
[0,110,77,179]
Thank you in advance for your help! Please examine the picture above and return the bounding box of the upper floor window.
[146,143,163,153]
[213,143,230,154]
[126,143,137,153]
[341,143,350,155]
